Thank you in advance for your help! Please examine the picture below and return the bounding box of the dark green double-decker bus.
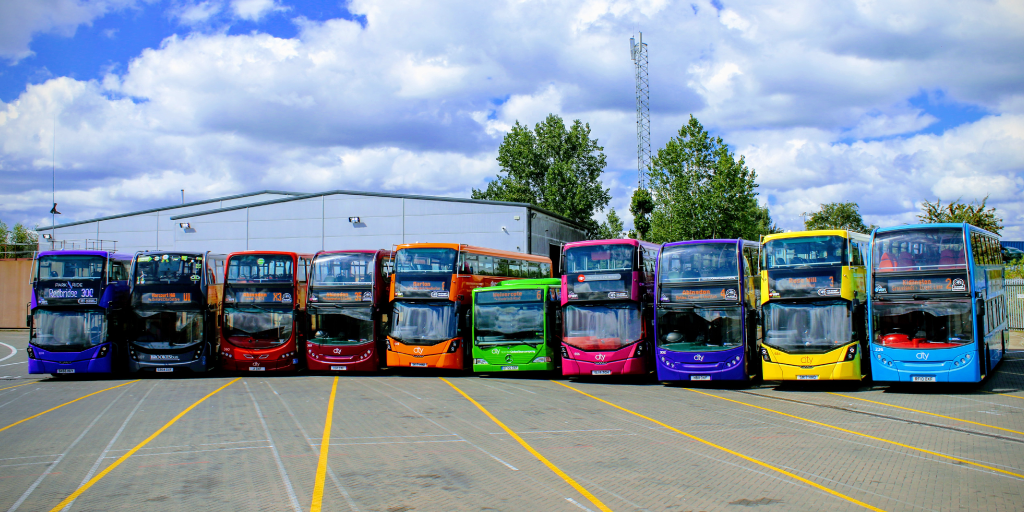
[471,278,561,372]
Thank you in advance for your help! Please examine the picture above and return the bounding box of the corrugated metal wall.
[1009,278,1024,330]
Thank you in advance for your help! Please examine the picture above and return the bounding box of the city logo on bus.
[816,288,841,296]
[491,348,500,355]
[252,362,260,366]
[595,354,606,361]
[951,279,966,292]
[693,355,704,362]
[413,347,424,354]
[333,348,343,354]
[800,356,814,364]
[916,352,929,360]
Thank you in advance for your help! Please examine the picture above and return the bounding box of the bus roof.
[873,222,1000,239]
[133,250,209,258]
[762,229,867,243]
[36,250,132,261]
[661,239,758,249]
[394,243,550,263]
[226,250,313,259]
[564,238,660,251]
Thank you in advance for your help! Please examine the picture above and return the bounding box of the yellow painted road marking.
[48,378,240,512]
[0,380,138,434]
[830,393,1024,436]
[689,389,1024,479]
[555,381,885,512]
[0,381,34,392]
[310,376,339,512]
[441,378,613,512]
[981,390,1024,401]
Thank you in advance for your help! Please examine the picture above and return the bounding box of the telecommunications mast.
[630,33,650,188]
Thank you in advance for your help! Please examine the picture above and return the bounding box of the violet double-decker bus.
[306,250,391,372]
[654,240,762,382]
[28,250,132,376]
[560,239,659,376]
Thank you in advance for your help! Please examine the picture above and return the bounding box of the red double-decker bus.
[385,243,552,370]
[219,251,311,372]
[306,250,391,372]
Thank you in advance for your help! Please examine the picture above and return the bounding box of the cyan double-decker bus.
[28,250,132,376]
[655,240,761,382]
[471,278,561,373]
[868,223,1007,383]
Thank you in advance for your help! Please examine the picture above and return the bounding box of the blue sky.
[1,0,1022,237]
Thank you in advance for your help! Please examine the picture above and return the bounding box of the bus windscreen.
[311,308,373,345]
[474,301,544,346]
[227,255,293,284]
[659,243,737,282]
[31,309,108,349]
[563,303,641,351]
[37,255,105,281]
[657,306,742,352]
[312,253,374,285]
[764,236,846,269]
[130,310,204,349]
[390,302,457,344]
[763,301,851,354]
[135,254,203,285]
[565,244,635,273]
[395,248,456,273]
[873,228,966,271]
[871,300,973,349]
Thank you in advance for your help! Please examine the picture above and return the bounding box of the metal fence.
[1009,278,1024,331]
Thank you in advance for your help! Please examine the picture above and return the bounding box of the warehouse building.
[35,189,588,265]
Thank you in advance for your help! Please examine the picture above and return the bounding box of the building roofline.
[168,188,587,229]
[36,190,306,231]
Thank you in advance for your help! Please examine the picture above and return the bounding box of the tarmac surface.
[1,330,1023,512]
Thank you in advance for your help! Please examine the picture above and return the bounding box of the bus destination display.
[875,276,967,294]
[477,289,544,304]
[311,290,371,302]
[661,286,738,303]
[36,283,102,305]
[768,268,842,298]
[140,292,195,304]
[227,288,293,304]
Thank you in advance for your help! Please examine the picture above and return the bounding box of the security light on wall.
[41,233,52,239]
[179,222,191,229]
[348,217,361,223]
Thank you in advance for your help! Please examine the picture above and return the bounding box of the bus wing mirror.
[976,298,985,318]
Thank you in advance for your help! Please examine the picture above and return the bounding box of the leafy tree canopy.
[918,196,1003,235]
[0,219,37,258]
[647,115,773,243]
[628,188,654,240]
[804,202,870,233]
[596,208,625,240]
[472,114,611,237]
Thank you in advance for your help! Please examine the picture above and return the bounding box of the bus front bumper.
[307,342,378,372]
[128,345,209,373]
[28,344,113,375]
[562,356,646,376]
[472,361,554,373]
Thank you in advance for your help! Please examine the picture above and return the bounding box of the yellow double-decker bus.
[759,230,871,381]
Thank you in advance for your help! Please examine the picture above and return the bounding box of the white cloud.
[231,0,285,21]
[0,0,138,61]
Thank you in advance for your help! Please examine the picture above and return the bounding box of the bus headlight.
[760,347,771,362]
[843,344,857,361]
[97,345,109,358]
[474,359,488,365]
[633,342,644,358]
[447,338,460,353]
[532,357,551,363]
[26,346,35,359]
[561,345,569,358]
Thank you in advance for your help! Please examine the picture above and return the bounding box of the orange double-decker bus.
[219,251,312,372]
[385,243,552,370]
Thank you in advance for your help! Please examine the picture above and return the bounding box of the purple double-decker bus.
[27,250,132,376]
[654,240,762,382]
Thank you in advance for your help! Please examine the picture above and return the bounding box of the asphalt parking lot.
[2,330,1023,512]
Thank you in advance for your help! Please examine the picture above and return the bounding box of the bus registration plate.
[501,366,519,371]
[249,366,265,371]
[155,367,173,373]
[410,363,428,367]
[912,376,936,382]
[331,366,348,371]
[57,368,75,374]
[592,370,612,375]
[691,375,711,381]
[797,375,819,380]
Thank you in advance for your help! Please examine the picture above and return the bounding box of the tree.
[628,188,654,240]
[595,208,625,240]
[0,220,8,258]
[918,196,1003,235]
[755,205,783,236]
[5,223,37,258]
[472,114,611,236]
[804,202,869,232]
[647,115,768,243]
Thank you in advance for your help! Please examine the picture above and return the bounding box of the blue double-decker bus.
[868,223,1007,383]
[126,251,226,374]
[654,239,762,382]
[28,250,132,376]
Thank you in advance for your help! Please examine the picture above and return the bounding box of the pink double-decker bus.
[560,239,660,376]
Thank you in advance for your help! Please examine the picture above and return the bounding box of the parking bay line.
[46,378,240,512]
[689,388,1024,480]
[0,382,33,393]
[829,392,1024,437]
[310,376,338,512]
[440,377,613,512]
[0,380,138,434]
[553,380,886,512]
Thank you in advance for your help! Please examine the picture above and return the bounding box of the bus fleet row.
[26,222,1008,384]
